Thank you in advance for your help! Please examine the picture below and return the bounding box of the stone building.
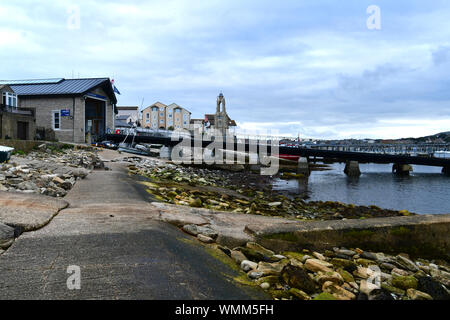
[4,78,118,143]
[204,93,236,135]
[0,85,36,140]
[141,102,191,130]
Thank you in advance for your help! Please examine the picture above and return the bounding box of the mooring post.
[344,161,361,177]
[297,157,310,177]
[392,163,413,175]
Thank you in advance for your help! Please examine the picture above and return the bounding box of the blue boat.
[0,146,14,163]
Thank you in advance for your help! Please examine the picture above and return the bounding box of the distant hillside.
[397,131,450,143]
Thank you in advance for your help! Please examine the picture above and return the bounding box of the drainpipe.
[72,97,75,143]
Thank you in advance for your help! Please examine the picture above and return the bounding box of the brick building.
[4,78,118,143]
[141,102,191,130]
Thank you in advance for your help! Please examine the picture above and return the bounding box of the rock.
[0,222,15,249]
[181,224,218,239]
[381,283,406,296]
[369,289,395,300]
[260,282,270,290]
[360,251,378,260]
[334,248,356,257]
[241,260,258,272]
[281,265,317,294]
[429,269,450,287]
[246,242,274,257]
[312,252,326,261]
[71,168,89,179]
[231,250,248,265]
[197,234,214,244]
[391,275,418,290]
[417,276,450,300]
[289,288,310,300]
[396,255,419,272]
[189,198,202,208]
[353,266,376,279]
[330,258,357,272]
[360,280,380,296]
[356,258,377,268]
[239,247,268,262]
[313,292,337,300]
[257,261,288,276]
[52,176,65,185]
[337,268,355,283]
[322,281,356,300]
[381,262,397,271]
[248,271,264,279]
[304,259,333,273]
[256,275,280,286]
[272,254,287,261]
[300,255,311,263]
[406,288,433,300]
[392,268,410,277]
[268,202,282,207]
[315,271,344,285]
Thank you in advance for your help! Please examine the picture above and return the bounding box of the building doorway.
[17,121,28,140]
[85,98,106,142]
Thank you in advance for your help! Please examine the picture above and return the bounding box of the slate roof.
[2,78,117,104]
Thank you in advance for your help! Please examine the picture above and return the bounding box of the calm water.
[273,163,450,214]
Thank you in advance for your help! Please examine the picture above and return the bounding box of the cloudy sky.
[1,0,450,139]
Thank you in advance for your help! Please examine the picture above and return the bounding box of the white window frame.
[2,92,17,108]
[52,110,61,130]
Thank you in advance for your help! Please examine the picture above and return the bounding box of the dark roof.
[4,78,117,104]
[116,115,130,121]
[115,119,133,128]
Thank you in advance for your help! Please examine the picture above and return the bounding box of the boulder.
[406,288,433,300]
[246,242,274,257]
[197,234,214,244]
[330,258,357,272]
[281,265,317,294]
[241,260,258,272]
[231,250,248,265]
[391,275,418,290]
[417,276,450,300]
[359,280,380,296]
[257,261,288,276]
[322,281,356,300]
[0,222,15,249]
[304,259,333,273]
[396,255,419,272]
[289,288,310,300]
[315,271,344,286]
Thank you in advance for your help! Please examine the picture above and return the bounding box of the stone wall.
[0,111,36,141]
[0,139,41,153]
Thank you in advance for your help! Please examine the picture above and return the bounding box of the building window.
[146,113,149,119]
[168,114,172,118]
[160,119,164,123]
[52,110,61,130]
[184,121,187,125]
[2,92,17,108]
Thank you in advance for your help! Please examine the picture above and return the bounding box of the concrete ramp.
[0,191,68,231]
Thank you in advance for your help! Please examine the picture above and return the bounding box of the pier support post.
[344,161,361,177]
[443,166,450,176]
[297,157,310,177]
[159,146,173,160]
[392,164,413,175]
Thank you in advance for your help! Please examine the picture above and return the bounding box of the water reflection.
[273,163,450,214]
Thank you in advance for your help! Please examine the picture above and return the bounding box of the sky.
[1,0,450,139]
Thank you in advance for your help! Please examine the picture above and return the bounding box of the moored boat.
[0,146,14,163]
